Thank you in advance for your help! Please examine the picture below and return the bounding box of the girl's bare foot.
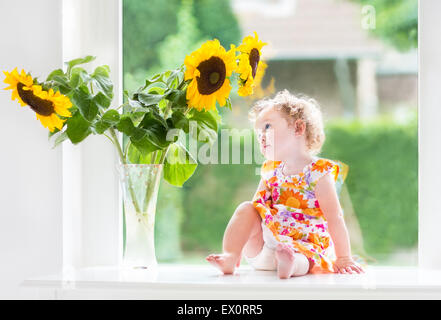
[275,243,296,279]
[205,253,239,275]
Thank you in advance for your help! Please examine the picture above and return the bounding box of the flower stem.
[123,139,131,160]
[141,147,168,214]
[109,127,125,163]
[140,100,174,214]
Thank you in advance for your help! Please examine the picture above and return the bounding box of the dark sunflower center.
[249,48,260,79]
[196,56,226,95]
[209,72,220,85]
[17,82,55,116]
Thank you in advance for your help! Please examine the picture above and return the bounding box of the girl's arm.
[315,173,364,274]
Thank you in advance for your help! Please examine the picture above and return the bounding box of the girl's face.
[254,106,304,161]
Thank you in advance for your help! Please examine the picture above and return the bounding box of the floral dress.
[252,157,345,273]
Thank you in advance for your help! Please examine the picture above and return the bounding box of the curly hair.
[248,89,325,155]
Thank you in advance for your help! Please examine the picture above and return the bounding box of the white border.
[418,0,441,269]
[61,0,122,269]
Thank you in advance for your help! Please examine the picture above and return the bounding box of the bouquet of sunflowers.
[3,33,267,189]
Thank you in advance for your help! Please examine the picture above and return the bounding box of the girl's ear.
[293,119,306,136]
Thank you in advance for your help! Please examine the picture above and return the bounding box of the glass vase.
[118,164,163,270]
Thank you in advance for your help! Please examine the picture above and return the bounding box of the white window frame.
[418,0,441,270]
[62,0,123,269]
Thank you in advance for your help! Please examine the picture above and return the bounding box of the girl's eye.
[264,123,271,130]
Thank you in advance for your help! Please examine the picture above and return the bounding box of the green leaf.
[138,75,159,92]
[163,142,197,187]
[171,110,189,133]
[225,98,232,111]
[102,109,120,124]
[69,67,91,89]
[46,69,65,82]
[158,98,168,111]
[188,108,220,144]
[93,91,111,109]
[166,89,187,108]
[69,71,81,89]
[148,72,163,83]
[93,120,111,134]
[65,56,96,74]
[116,115,136,136]
[48,127,61,139]
[121,97,146,124]
[139,108,168,129]
[127,143,158,164]
[92,109,119,134]
[91,65,114,100]
[145,82,167,95]
[137,92,165,107]
[144,125,170,149]
[50,75,71,94]
[126,111,171,156]
[130,128,162,155]
[127,96,144,109]
[166,69,184,89]
[52,130,69,148]
[191,108,220,131]
[71,85,99,122]
[66,112,92,144]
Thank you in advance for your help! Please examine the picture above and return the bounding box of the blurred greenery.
[123,0,180,74]
[192,0,241,49]
[177,113,418,263]
[155,180,184,261]
[123,0,241,92]
[322,113,418,256]
[354,0,418,51]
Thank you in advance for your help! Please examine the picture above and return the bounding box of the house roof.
[232,0,384,60]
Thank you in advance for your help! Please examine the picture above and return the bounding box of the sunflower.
[2,67,34,106]
[3,68,72,132]
[184,39,237,112]
[236,32,267,97]
[249,60,276,100]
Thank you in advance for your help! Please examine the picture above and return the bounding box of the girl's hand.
[333,256,365,274]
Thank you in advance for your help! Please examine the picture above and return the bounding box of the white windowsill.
[21,264,441,299]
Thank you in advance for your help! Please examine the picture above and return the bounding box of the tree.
[354,0,417,51]
[123,0,181,74]
[193,0,241,49]
[123,0,241,75]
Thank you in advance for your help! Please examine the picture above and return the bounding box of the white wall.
[0,0,63,298]
[0,0,122,298]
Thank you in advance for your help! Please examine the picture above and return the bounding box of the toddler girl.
[206,89,364,279]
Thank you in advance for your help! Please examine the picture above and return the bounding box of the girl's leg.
[275,243,310,279]
[242,219,264,259]
[206,201,263,274]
